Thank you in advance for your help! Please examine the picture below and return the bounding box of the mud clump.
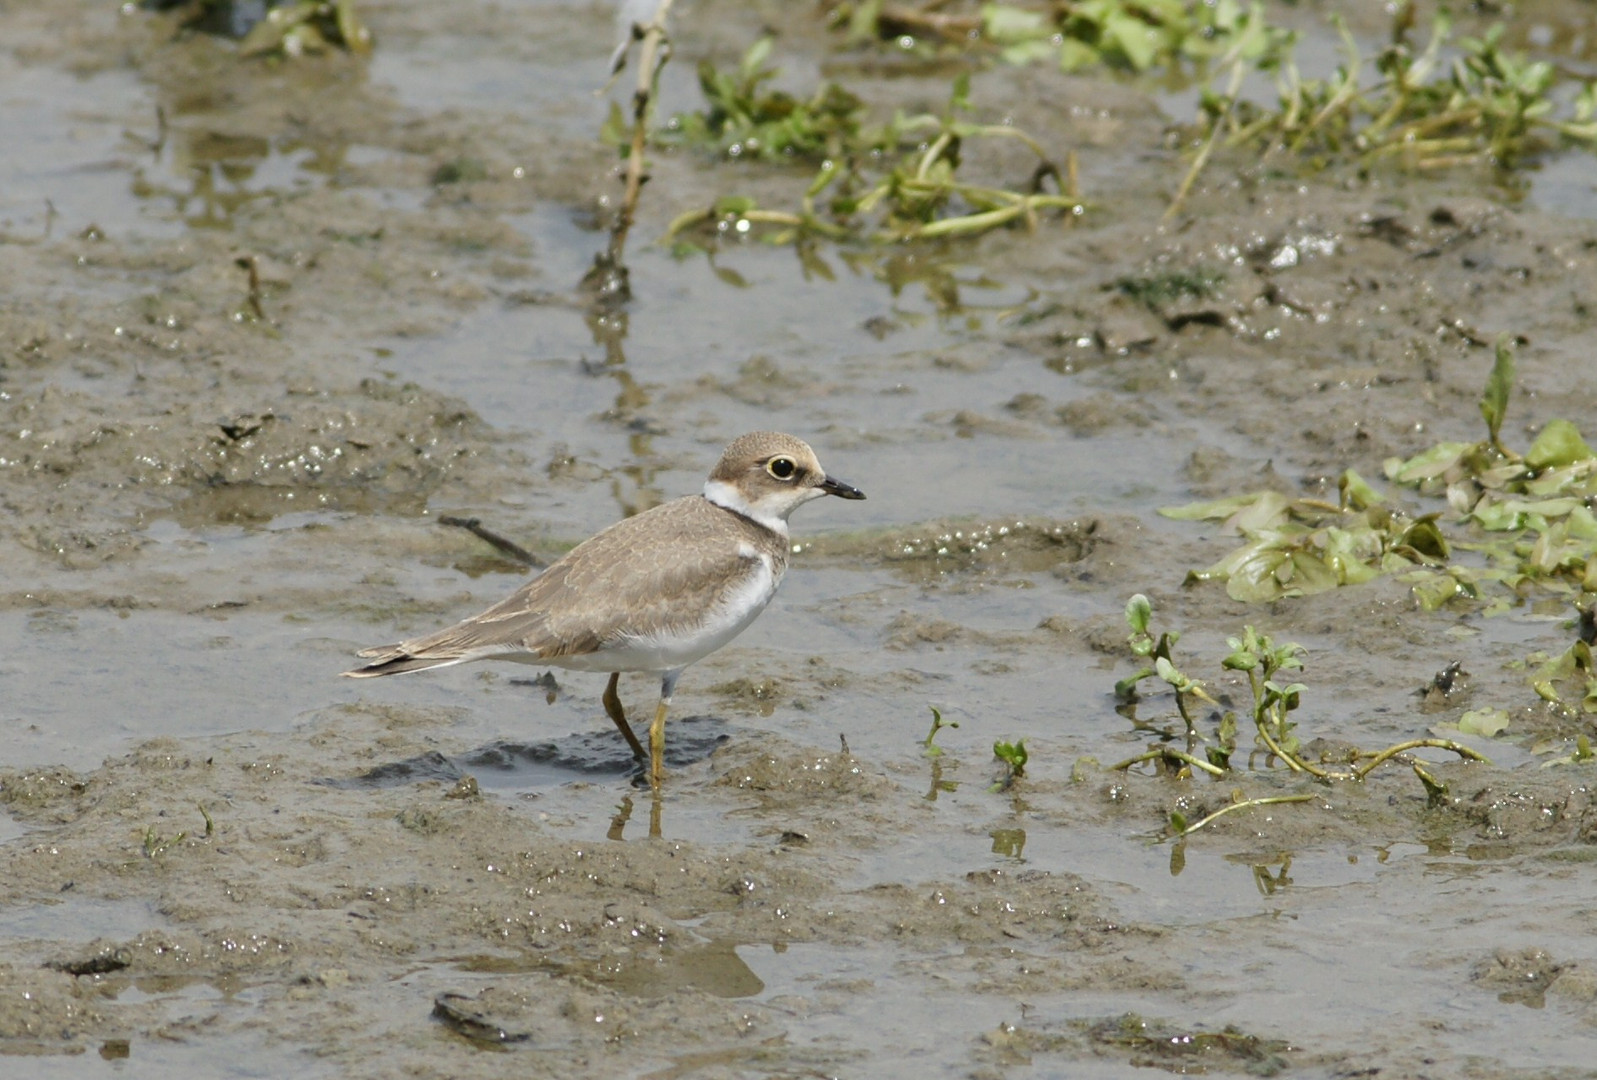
[805,518,1099,584]
[1452,774,1597,850]
[2,378,489,532]
[1472,947,1570,1008]
[0,769,93,824]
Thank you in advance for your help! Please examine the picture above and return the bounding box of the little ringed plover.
[343,431,865,785]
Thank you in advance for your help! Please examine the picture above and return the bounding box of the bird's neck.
[703,479,790,539]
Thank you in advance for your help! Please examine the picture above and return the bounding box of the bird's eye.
[767,457,797,480]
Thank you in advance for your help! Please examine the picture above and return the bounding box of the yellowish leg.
[602,672,647,761]
[649,698,670,787]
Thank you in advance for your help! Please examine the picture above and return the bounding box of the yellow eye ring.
[767,456,797,480]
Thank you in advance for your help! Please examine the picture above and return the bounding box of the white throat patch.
[703,479,790,537]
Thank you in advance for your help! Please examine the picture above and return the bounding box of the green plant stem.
[1285,18,1363,154]
[915,131,956,181]
[1412,152,1486,170]
[1287,80,1358,154]
[905,201,1030,238]
[1111,747,1227,777]
[1244,667,1334,780]
[1226,111,1284,149]
[1251,716,1334,779]
[959,123,1055,163]
[1353,738,1489,779]
[664,206,849,240]
[1166,23,1252,220]
[1170,794,1317,839]
[1174,690,1202,738]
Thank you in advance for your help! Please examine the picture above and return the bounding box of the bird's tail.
[341,647,468,679]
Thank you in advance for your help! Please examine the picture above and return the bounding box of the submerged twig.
[235,254,265,321]
[439,516,544,568]
[597,0,675,296]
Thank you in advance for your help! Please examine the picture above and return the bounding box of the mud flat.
[4,1,1597,1076]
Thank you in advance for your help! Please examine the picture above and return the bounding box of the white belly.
[539,554,779,675]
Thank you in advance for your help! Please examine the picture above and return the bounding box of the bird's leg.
[649,698,669,787]
[602,672,647,761]
[650,669,682,787]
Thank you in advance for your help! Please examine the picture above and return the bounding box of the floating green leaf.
[1339,469,1384,510]
[1125,593,1152,639]
[1384,442,1473,485]
[1458,708,1511,737]
[1405,570,1465,612]
[1158,492,1274,522]
[1524,420,1596,470]
[1531,641,1597,714]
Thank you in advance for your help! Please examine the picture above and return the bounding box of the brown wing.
[345,497,785,676]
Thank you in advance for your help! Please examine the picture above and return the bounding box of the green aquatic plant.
[1542,733,1594,768]
[1169,791,1317,838]
[663,67,1081,246]
[1160,475,1448,604]
[991,739,1028,789]
[237,0,372,58]
[1168,338,1597,613]
[1223,625,1327,778]
[142,0,371,56]
[823,0,1289,75]
[1114,267,1226,310]
[1479,336,1514,457]
[1172,8,1597,214]
[1115,593,1215,741]
[1112,609,1488,828]
[822,2,1593,219]
[1527,639,1597,717]
[1160,337,1597,732]
[141,824,186,859]
[1385,340,1597,613]
[922,705,959,757]
[1439,708,1511,739]
[648,37,872,162]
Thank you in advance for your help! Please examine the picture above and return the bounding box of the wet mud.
[5,0,1597,1076]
